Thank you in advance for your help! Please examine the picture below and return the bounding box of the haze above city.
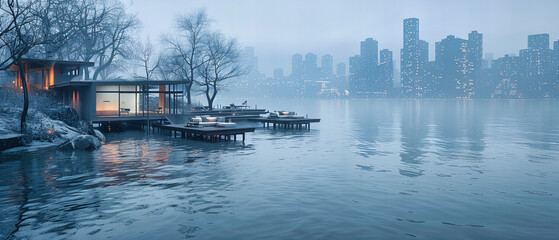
[129,0,559,76]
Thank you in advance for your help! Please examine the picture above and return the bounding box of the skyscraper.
[554,40,559,96]
[418,40,429,93]
[423,61,442,97]
[237,47,265,95]
[360,38,379,93]
[554,40,559,63]
[528,34,550,50]
[436,35,472,98]
[242,47,258,70]
[554,40,559,65]
[349,55,363,94]
[403,18,419,47]
[492,54,522,98]
[519,34,553,97]
[304,53,318,79]
[468,31,483,98]
[378,49,393,95]
[291,54,303,79]
[321,54,333,77]
[401,18,428,97]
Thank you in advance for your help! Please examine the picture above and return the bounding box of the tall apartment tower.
[401,18,428,97]
[378,49,394,95]
[321,54,333,77]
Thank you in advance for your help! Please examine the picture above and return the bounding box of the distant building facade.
[401,18,428,97]
[519,34,553,97]
[321,54,333,77]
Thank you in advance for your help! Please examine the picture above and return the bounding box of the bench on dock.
[247,117,320,129]
[160,124,255,143]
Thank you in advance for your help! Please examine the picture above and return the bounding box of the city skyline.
[129,0,559,76]
[233,17,558,99]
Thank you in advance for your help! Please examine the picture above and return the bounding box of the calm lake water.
[1,99,558,239]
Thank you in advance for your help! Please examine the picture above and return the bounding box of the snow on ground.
[1,88,103,151]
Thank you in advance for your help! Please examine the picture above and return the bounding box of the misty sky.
[128,0,559,77]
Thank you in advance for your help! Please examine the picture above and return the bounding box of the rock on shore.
[58,135,101,151]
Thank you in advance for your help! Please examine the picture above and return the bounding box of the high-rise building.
[436,35,472,98]
[401,18,428,97]
[403,18,419,47]
[554,40,559,96]
[349,55,363,94]
[304,53,318,79]
[468,31,483,98]
[378,49,393,95]
[360,38,379,93]
[519,34,553,97]
[236,46,265,94]
[554,40,559,64]
[336,63,346,77]
[528,34,550,50]
[242,47,258,70]
[492,54,521,98]
[554,40,559,63]
[291,54,303,79]
[418,40,429,94]
[321,54,333,77]
[423,61,442,97]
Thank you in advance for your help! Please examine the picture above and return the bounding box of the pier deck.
[247,117,321,129]
[159,124,255,142]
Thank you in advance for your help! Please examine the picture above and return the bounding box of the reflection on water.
[1,99,559,239]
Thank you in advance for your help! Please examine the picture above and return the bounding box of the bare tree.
[0,0,76,134]
[162,8,210,106]
[157,54,175,81]
[197,32,249,110]
[92,8,138,80]
[56,0,138,80]
[133,37,160,80]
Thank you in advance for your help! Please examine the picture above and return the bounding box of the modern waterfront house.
[9,58,184,123]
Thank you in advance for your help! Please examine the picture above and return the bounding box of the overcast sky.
[127,0,559,76]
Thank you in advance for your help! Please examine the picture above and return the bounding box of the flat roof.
[20,58,94,66]
[50,79,187,88]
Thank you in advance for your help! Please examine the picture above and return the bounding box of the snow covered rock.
[57,135,101,151]
[57,140,74,150]
[93,129,106,143]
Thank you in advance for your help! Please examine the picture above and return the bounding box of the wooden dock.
[159,124,255,143]
[247,117,321,129]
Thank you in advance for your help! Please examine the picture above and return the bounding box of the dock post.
[242,133,245,142]
[234,134,237,141]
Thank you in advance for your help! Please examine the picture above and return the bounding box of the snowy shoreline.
[0,127,105,153]
[1,96,105,153]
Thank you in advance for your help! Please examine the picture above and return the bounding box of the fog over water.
[128,0,559,76]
